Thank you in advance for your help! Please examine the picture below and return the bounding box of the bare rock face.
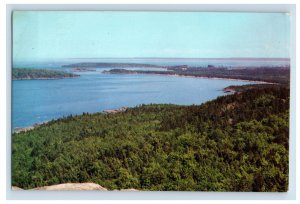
[120,188,139,191]
[33,183,108,191]
[12,186,23,191]
[12,183,139,191]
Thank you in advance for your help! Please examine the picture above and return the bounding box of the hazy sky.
[13,11,290,61]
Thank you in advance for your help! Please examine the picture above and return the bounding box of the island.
[62,62,164,68]
[13,68,79,80]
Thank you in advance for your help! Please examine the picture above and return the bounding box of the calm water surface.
[12,67,256,129]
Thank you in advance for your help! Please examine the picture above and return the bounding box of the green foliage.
[12,68,79,80]
[12,85,289,191]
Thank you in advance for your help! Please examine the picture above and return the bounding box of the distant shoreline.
[153,73,273,84]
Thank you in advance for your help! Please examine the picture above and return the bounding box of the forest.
[12,85,289,191]
[12,68,79,80]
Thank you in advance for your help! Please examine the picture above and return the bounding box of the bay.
[12,67,256,129]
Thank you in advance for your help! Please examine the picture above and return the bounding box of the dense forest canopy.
[12,68,79,80]
[12,86,289,191]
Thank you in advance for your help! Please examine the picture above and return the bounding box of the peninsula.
[103,66,290,84]
[13,68,79,80]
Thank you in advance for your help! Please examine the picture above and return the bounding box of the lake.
[12,66,258,129]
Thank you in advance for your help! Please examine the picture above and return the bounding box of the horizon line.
[66,57,290,61]
[14,57,291,63]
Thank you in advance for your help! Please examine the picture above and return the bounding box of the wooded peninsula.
[13,68,79,80]
[103,66,290,84]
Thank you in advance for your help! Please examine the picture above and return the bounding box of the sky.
[13,11,291,62]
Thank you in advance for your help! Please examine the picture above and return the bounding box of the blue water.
[12,66,257,129]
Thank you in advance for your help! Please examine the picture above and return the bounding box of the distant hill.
[13,68,79,80]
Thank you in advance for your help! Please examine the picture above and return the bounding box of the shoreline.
[13,107,129,133]
[162,73,273,84]
[13,121,49,134]
[103,107,128,114]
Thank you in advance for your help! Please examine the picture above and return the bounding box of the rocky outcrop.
[12,186,23,191]
[33,183,107,191]
[12,183,139,191]
[119,188,139,191]
[103,107,128,114]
